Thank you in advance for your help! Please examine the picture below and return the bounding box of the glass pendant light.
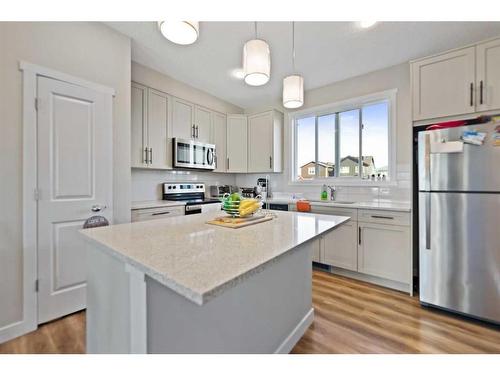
[243,22,271,86]
[283,22,304,109]
[158,21,199,45]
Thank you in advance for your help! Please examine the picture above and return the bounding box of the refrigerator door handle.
[425,193,431,250]
[424,133,431,191]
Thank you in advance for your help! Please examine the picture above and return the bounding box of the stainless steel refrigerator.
[418,122,500,324]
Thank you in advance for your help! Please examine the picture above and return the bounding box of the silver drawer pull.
[371,215,394,220]
[151,211,171,216]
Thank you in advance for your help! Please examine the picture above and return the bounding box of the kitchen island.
[81,211,349,353]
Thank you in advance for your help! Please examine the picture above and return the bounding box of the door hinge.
[35,279,39,292]
[34,188,40,201]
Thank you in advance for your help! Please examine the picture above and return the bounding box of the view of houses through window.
[295,99,389,181]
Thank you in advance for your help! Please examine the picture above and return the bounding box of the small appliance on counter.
[240,187,257,198]
[256,177,271,200]
[163,182,221,215]
[209,185,238,199]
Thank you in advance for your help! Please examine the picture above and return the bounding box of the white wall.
[0,22,131,334]
[236,62,412,203]
[130,62,243,202]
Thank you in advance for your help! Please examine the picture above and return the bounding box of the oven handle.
[207,148,214,166]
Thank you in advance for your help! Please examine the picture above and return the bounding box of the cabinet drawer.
[358,209,409,226]
[310,206,357,221]
[131,206,184,222]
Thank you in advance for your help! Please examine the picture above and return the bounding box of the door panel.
[131,83,148,168]
[248,112,273,172]
[419,192,500,322]
[37,76,113,323]
[147,89,169,169]
[172,97,194,140]
[212,112,227,172]
[476,38,500,112]
[320,221,357,271]
[418,123,500,192]
[412,47,475,120]
[226,115,247,172]
[194,106,212,142]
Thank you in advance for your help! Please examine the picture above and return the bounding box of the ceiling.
[106,22,500,109]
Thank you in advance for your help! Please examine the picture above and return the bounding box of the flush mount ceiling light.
[243,22,271,86]
[359,21,377,28]
[283,22,304,109]
[158,21,199,45]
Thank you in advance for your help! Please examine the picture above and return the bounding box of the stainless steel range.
[162,183,221,215]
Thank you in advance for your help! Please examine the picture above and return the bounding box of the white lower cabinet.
[311,238,321,263]
[320,220,357,271]
[357,222,411,284]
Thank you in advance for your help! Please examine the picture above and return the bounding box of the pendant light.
[243,22,271,86]
[158,21,199,45]
[283,22,304,109]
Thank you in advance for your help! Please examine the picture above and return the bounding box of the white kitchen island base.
[86,239,315,354]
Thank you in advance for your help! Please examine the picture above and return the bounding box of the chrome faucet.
[328,186,336,201]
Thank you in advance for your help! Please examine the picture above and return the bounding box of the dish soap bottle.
[321,184,328,201]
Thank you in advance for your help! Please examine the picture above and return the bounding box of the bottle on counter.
[321,184,328,201]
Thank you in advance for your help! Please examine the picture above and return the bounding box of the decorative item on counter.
[296,200,311,212]
[321,184,328,201]
[221,192,262,218]
[461,130,487,145]
[83,215,109,229]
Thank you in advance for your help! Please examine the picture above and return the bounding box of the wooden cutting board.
[206,214,273,229]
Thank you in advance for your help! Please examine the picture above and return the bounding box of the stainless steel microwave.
[173,138,216,170]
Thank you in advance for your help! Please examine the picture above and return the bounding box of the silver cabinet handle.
[144,147,148,164]
[470,82,474,107]
[371,215,394,220]
[91,205,106,212]
[192,124,195,138]
[227,157,229,170]
[149,148,153,164]
[358,227,361,245]
[480,80,484,105]
[269,156,272,169]
[425,194,431,250]
[151,211,170,216]
[196,125,199,138]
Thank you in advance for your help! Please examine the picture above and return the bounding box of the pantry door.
[37,76,113,323]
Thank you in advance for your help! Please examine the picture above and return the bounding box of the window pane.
[317,114,336,178]
[362,101,389,180]
[339,109,360,177]
[296,116,316,180]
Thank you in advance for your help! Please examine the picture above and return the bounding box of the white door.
[320,221,357,271]
[212,112,227,172]
[194,105,212,142]
[248,111,273,173]
[476,38,500,112]
[172,97,194,140]
[411,46,476,121]
[131,82,148,168]
[147,89,169,169]
[37,76,113,323]
[226,115,248,173]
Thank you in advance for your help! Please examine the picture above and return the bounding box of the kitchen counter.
[131,200,186,210]
[81,211,349,353]
[264,198,411,212]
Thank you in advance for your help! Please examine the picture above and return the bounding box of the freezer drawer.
[419,192,500,323]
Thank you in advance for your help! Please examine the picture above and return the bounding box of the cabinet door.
[131,83,148,168]
[147,89,169,169]
[312,239,321,263]
[248,111,273,172]
[476,38,500,112]
[412,47,476,121]
[226,115,248,173]
[212,112,227,173]
[320,221,357,271]
[194,105,212,142]
[172,97,194,140]
[358,223,410,284]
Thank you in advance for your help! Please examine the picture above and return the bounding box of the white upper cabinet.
[147,89,170,169]
[131,83,170,169]
[212,112,227,173]
[194,105,212,142]
[226,114,248,173]
[131,83,148,168]
[172,97,195,140]
[411,46,476,121]
[247,110,283,173]
[476,38,500,112]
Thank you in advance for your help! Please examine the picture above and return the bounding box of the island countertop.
[81,211,349,305]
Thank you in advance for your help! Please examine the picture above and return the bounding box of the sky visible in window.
[296,101,389,177]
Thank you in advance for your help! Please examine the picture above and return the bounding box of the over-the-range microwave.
[173,138,216,170]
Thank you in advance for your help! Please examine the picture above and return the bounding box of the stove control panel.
[163,183,205,194]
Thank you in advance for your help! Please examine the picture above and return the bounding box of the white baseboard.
[0,319,36,345]
[274,308,314,354]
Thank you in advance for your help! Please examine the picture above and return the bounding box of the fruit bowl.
[221,193,262,218]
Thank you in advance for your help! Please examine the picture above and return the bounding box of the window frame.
[290,89,397,186]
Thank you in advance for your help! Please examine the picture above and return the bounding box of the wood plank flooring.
[1,270,498,354]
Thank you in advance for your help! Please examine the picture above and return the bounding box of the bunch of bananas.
[238,198,261,217]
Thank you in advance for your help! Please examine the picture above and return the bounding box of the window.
[293,91,394,183]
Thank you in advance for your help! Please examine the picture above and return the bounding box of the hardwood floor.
[1,270,498,354]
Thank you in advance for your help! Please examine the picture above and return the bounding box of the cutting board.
[206,214,273,229]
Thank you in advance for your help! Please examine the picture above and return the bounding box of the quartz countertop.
[131,200,186,210]
[264,198,411,212]
[81,211,349,305]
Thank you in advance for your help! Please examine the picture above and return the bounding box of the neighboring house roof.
[300,161,334,169]
[300,156,375,169]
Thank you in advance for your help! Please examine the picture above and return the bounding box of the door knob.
[91,205,106,213]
